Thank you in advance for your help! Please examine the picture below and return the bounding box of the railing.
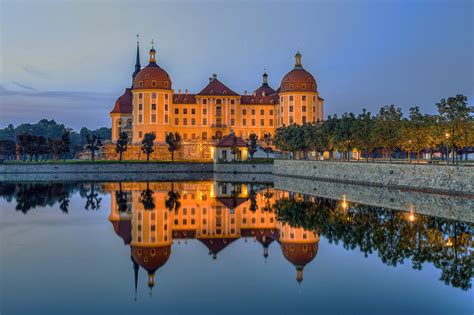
[211,124,227,128]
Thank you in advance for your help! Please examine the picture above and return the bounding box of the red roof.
[173,93,197,104]
[110,219,132,245]
[197,77,239,96]
[198,237,239,256]
[215,133,247,147]
[254,83,276,97]
[241,94,279,105]
[110,88,133,114]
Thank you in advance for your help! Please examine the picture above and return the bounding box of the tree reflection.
[84,183,101,211]
[273,196,473,290]
[140,181,155,210]
[165,183,181,212]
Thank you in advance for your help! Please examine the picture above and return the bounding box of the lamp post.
[445,133,450,165]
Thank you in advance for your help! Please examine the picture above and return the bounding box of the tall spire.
[132,35,141,87]
[132,255,139,301]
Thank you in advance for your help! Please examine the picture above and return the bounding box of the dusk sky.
[1,0,472,130]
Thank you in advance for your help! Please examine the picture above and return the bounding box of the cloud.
[0,85,116,130]
[11,81,37,91]
[22,65,49,78]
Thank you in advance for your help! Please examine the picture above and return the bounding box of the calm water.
[1,180,473,315]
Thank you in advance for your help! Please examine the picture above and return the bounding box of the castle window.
[216,106,222,116]
[151,81,156,87]
[138,104,142,111]
[191,118,196,125]
[202,99,207,105]
[280,96,283,102]
[308,78,312,82]
[223,90,227,95]
[183,108,188,115]
[151,249,156,256]
[302,83,306,90]
[260,109,264,115]
[164,81,169,88]
[216,99,222,105]
[289,96,294,101]
[289,116,294,124]
[175,118,179,125]
[242,109,247,115]
[139,131,143,138]
[139,81,143,87]
[251,119,255,126]
[203,118,207,125]
[289,106,293,112]
[151,114,156,123]
[183,118,188,125]
[117,120,122,126]
[270,109,273,115]
[145,74,149,79]
[210,90,214,95]
[191,108,196,115]
[139,93,143,99]
[165,114,168,123]
[164,104,168,111]
[138,115,142,123]
[152,93,156,99]
[183,133,187,140]
[231,118,235,126]
[203,108,207,115]
[230,99,235,105]
[251,109,255,115]
[302,116,307,124]
[270,119,273,126]
[302,106,306,112]
[231,108,235,115]
[261,119,264,126]
[302,95,306,101]
[151,225,156,232]
[202,132,207,140]
[243,119,247,126]
[165,94,168,100]
[175,108,179,114]
[184,98,188,103]
[270,99,274,104]
[151,104,156,110]
[259,100,263,104]
[290,84,294,90]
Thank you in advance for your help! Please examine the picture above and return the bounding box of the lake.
[1,180,473,315]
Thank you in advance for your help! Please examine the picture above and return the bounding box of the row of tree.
[272,95,473,163]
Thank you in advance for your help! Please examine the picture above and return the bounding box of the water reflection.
[1,181,472,293]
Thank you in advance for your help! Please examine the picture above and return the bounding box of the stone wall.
[273,160,474,195]
[213,163,273,175]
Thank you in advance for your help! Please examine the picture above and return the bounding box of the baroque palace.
[105,181,319,295]
[107,40,324,159]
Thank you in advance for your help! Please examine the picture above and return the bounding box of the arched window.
[139,81,143,87]
[151,81,156,87]
[145,74,150,79]
[164,81,169,88]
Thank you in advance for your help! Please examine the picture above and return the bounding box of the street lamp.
[445,133,450,164]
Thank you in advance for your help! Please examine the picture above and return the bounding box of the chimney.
[185,89,188,95]
[244,90,247,96]
[209,77,213,83]
[212,73,217,80]
[178,89,182,95]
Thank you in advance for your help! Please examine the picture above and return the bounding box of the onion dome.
[131,245,171,288]
[110,88,133,114]
[281,242,318,284]
[280,51,317,93]
[133,42,172,90]
[253,70,276,96]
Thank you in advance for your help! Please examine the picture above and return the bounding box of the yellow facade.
[110,44,324,147]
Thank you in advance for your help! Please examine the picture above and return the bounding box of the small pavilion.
[212,131,248,162]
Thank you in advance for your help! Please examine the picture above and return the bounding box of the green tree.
[165,132,182,161]
[334,112,357,161]
[355,109,376,162]
[375,105,403,163]
[115,132,129,161]
[85,134,103,162]
[262,133,273,158]
[141,133,156,161]
[247,133,258,159]
[437,95,473,164]
[61,130,71,161]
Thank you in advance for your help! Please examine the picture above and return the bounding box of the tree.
[354,109,376,162]
[401,107,429,163]
[61,130,71,161]
[375,105,403,163]
[334,112,357,161]
[141,133,156,161]
[0,140,16,160]
[436,95,473,164]
[165,132,182,161]
[247,133,258,159]
[262,133,273,158]
[115,132,129,161]
[85,134,103,162]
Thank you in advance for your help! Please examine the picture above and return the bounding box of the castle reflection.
[105,181,319,293]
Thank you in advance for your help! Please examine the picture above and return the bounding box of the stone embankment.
[273,160,474,196]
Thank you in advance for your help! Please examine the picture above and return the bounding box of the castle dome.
[133,45,172,90]
[110,88,133,114]
[281,242,318,284]
[280,51,317,93]
[131,245,171,288]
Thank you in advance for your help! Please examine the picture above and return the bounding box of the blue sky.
[1,0,472,130]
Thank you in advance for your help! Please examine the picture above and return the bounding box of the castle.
[110,39,324,144]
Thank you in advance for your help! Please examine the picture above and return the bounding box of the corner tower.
[277,52,324,126]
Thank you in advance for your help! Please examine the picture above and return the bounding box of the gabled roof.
[197,77,239,96]
[215,133,247,147]
[173,93,197,104]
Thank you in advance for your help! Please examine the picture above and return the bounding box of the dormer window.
[210,90,214,95]
[270,100,274,104]
[302,83,306,90]
[145,74,150,79]
[164,81,169,88]
[259,99,263,104]
[139,81,143,87]
[251,99,254,104]
[290,84,294,90]
[184,98,188,103]
[308,78,312,82]
[174,98,178,102]
[151,81,156,87]
[223,90,227,95]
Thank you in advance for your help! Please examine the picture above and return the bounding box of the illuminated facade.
[106,181,319,292]
[110,40,324,145]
